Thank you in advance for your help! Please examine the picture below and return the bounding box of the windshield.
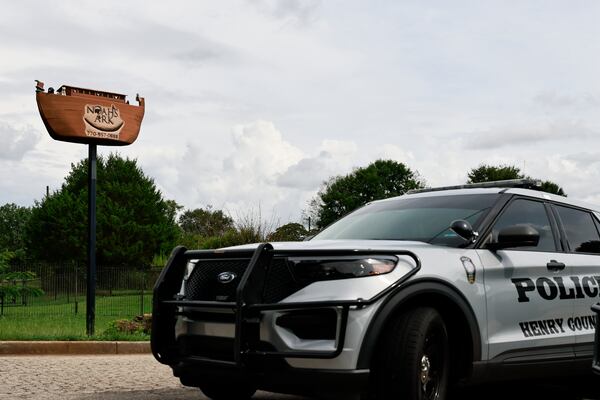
[312,194,499,247]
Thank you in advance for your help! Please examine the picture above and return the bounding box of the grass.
[0,293,152,341]
[0,315,150,341]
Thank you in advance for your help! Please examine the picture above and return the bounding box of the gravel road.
[0,354,595,400]
[0,354,308,400]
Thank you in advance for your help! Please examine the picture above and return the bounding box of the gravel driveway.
[0,354,308,400]
[0,354,595,400]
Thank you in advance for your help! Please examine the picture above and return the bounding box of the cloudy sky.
[2,1,600,224]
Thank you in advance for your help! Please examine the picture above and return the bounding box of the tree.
[309,159,425,229]
[0,203,32,261]
[467,164,523,183]
[267,223,308,242]
[0,251,43,311]
[467,164,566,196]
[539,181,565,196]
[26,153,179,266]
[178,206,234,237]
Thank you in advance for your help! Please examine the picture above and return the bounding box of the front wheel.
[368,307,449,400]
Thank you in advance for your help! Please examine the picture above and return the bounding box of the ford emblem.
[217,271,236,284]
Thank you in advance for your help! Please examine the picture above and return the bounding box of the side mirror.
[488,224,540,251]
[450,220,476,241]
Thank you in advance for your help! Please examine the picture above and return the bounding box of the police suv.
[151,179,600,400]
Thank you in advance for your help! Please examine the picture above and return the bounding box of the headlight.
[289,256,398,282]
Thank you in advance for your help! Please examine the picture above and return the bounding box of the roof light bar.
[407,179,543,194]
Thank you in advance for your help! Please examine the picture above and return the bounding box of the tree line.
[0,154,565,267]
[307,160,565,229]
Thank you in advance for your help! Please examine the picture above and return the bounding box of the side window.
[491,199,556,252]
[555,205,600,254]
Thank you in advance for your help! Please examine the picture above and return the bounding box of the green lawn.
[0,294,152,340]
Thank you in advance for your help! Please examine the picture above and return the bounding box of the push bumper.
[173,358,369,397]
[151,244,420,394]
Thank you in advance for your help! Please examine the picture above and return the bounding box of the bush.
[267,223,308,242]
[103,314,152,336]
[172,207,279,250]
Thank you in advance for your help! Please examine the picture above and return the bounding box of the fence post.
[109,267,113,297]
[21,279,26,306]
[140,271,145,316]
[67,267,70,304]
[74,263,78,315]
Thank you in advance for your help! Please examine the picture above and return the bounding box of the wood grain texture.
[36,92,145,146]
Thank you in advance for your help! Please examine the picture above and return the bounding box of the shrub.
[103,314,152,336]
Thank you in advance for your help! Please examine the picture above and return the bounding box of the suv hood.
[223,239,432,252]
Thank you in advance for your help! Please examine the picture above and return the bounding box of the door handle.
[547,260,565,271]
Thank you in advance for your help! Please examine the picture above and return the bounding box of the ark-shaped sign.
[35,81,145,146]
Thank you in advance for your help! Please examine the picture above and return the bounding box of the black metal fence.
[1,263,162,317]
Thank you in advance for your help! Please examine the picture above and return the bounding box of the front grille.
[185,259,248,302]
[262,258,299,303]
[185,257,305,303]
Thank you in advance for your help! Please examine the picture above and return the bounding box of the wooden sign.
[35,81,145,146]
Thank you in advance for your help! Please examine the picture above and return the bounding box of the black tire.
[199,381,257,400]
[368,307,450,400]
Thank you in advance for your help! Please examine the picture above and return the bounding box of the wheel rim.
[419,328,444,400]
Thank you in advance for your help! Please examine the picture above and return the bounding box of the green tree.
[467,164,566,196]
[539,181,565,196]
[177,206,235,251]
[467,164,523,183]
[0,203,32,261]
[267,223,308,242]
[26,153,179,266]
[0,251,43,310]
[309,159,425,228]
[178,206,234,237]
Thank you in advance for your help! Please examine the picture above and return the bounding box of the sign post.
[35,81,145,336]
[87,144,97,335]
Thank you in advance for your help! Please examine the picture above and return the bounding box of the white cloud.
[276,139,357,189]
[463,120,593,150]
[5,1,600,220]
[146,122,365,222]
[0,121,40,160]
[533,91,600,109]
[374,144,415,164]
[563,152,600,169]
[224,120,304,179]
[159,120,306,219]
[277,152,333,189]
[248,0,322,26]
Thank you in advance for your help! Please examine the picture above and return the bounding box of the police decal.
[511,275,600,302]
[519,314,597,338]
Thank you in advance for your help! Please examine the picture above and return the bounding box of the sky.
[2,0,600,225]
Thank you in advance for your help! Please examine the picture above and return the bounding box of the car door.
[477,197,575,362]
[551,203,600,360]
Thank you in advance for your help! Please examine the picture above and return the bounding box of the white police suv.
[151,179,600,400]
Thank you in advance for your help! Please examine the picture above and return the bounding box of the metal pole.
[86,144,97,336]
[140,274,144,316]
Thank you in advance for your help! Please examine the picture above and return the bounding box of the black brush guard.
[592,302,600,374]
[151,243,420,368]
